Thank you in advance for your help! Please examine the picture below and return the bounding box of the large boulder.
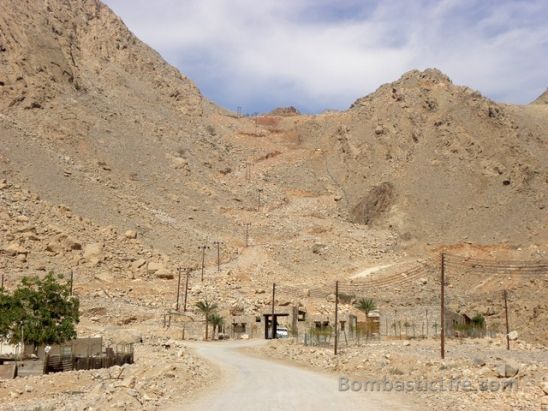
[124,229,137,239]
[496,360,520,378]
[541,380,548,395]
[65,237,82,250]
[147,262,164,274]
[5,243,28,256]
[94,271,114,282]
[83,242,103,260]
[155,269,174,280]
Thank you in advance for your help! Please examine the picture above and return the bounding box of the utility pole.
[244,223,251,247]
[257,188,264,211]
[425,308,429,338]
[236,106,242,118]
[213,241,223,272]
[271,283,276,339]
[504,290,510,350]
[198,245,210,282]
[440,252,446,360]
[176,268,182,311]
[334,281,339,355]
[69,270,74,295]
[183,268,192,312]
[20,321,24,360]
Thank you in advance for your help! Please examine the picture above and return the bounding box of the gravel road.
[175,340,419,411]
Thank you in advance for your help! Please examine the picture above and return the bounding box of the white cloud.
[104,0,548,112]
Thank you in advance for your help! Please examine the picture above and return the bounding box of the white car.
[276,327,289,338]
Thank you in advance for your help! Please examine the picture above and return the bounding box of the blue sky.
[103,0,548,114]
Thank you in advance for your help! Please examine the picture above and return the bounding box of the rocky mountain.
[531,89,548,105]
[291,68,548,245]
[1,2,546,409]
[0,0,546,342]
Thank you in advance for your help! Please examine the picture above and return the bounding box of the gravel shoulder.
[257,337,548,411]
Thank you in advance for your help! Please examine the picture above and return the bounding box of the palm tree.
[195,300,218,340]
[208,313,224,339]
[355,298,377,337]
[355,298,376,321]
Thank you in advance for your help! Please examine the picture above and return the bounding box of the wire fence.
[271,253,548,355]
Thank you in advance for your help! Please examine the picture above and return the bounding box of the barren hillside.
[0,0,547,340]
[283,69,548,245]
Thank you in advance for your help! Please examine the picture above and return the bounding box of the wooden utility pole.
[69,270,74,295]
[257,188,264,211]
[213,241,223,272]
[244,223,251,247]
[425,308,429,338]
[334,281,339,355]
[198,245,210,282]
[440,252,446,359]
[176,268,182,311]
[20,321,24,361]
[183,268,192,312]
[504,290,510,350]
[271,283,276,339]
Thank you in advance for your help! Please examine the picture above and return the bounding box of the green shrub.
[0,273,79,347]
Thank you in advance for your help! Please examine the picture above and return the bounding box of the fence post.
[504,290,510,350]
[425,308,429,338]
[334,281,339,355]
[271,283,276,339]
[440,252,446,359]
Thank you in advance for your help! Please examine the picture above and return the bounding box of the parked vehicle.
[276,327,289,338]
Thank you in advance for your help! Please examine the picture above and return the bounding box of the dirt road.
[174,340,419,411]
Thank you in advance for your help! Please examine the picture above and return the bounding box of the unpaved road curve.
[172,340,419,411]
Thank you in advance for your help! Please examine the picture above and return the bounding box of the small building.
[230,315,259,338]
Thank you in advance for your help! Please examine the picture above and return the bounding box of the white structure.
[0,340,22,356]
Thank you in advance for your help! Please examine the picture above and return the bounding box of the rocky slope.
[273,69,548,246]
[0,2,546,409]
[0,0,546,351]
[531,89,548,105]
